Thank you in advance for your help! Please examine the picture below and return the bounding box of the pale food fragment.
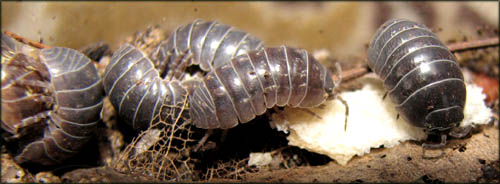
[271,77,493,165]
[248,152,273,167]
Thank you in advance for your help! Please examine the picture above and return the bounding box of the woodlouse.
[1,34,104,165]
[186,46,335,129]
[150,19,264,80]
[367,19,466,145]
[104,44,335,130]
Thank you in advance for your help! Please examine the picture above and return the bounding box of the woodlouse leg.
[3,133,25,141]
[13,110,51,132]
[164,49,191,81]
[336,96,349,132]
[7,54,51,78]
[382,91,388,100]
[422,134,447,149]
[448,125,472,139]
[13,78,50,89]
[1,127,22,141]
[156,49,174,79]
[422,134,447,159]
[220,129,229,144]
[173,52,193,80]
[28,94,55,104]
[193,129,213,152]
[297,109,323,120]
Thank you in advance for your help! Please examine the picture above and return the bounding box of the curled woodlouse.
[151,19,264,80]
[1,34,48,137]
[104,43,335,130]
[367,19,466,145]
[1,34,104,165]
[103,43,188,130]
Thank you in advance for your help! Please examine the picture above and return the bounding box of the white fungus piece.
[270,77,493,166]
[134,128,162,155]
[248,152,273,167]
[312,48,331,62]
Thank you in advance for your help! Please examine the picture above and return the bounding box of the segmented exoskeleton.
[103,44,187,131]
[151,19,264,80]
[367,19,466,145]
[186,46,335,129]
[104,43,335,130]
[1,34,104,165]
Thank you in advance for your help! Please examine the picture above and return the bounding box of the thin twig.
[3,30,50,49]
[333,67,369,82]
[447,37,499,52]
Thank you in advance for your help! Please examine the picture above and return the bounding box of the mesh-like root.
[111,96,202,181]
[108,93,330,181]
[200,146,305,181]
[203,158,259,181]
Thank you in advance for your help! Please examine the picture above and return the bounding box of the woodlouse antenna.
[336,96,349,132]
[333,62,343,87]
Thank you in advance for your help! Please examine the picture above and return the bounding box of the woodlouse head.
[424,106,464,131]
[324,69,336,100]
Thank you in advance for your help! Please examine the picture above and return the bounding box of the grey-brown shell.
[367,19,466,130]
[151,19,264,80]
[1,34,104,165]
[103,44,187,130]
[104,19,264,131]
[104,44,334,131]
[186,46,335,129]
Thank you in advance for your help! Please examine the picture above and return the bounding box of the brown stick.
[447,37,499,52]
[3,30,51,49]
[335,67,369,82]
